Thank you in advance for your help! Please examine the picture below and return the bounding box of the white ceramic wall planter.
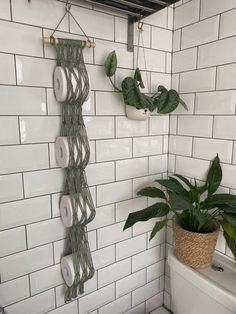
[125,105,151,120]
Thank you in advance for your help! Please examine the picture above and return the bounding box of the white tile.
[98,258,131,288]
[168,7,174,30]
[151,73,171,91]
[176,156,210,181]
[133,136,163,157]
[134,48,166,73]
[132,279,160,307]
[88,204,115,231]
[134,22,151,48]
[126,303,145,314]
[217,63,236,90]
[169,135,192,156]
[144,9,167,28]
[0,244,53,282]
[16,56,55,87]
[220,8,236,39]
[0,144,49,175]
[172,48,197,73]
[171,73,179,91]
[181,16,219,49]
[6,289,55,314]
[19,116,60,144]
[216,231,226,254]
[174,93,195,115]
[0,276,29,307]
[23,168,63,198]
[150,116,169,135]
[132,246,161,272]
[0,53,16,85]
[178,115,213,137]
[30,264,63,295]
[193,138,233,163]
[195,91,236,115]
[174,0,200,29]
[47,302,78,314]
[27,217,66,248]
[0,117,19,145]
[149,155,168,175]
[173,29,181,52]
[0,196,51,230]
[87,64,114,91]
[84,116,114,140]
[180,68,216,93]
[0,0,11,20]
[95,40,133,69]
[0,227,26,257]
[116,269,146,298]
[79,284,115,314]
[221,163,236,189]
[115,17,127,43]
[97,180,132,206]
[200,0,236,19]
[213,116,236,140]
[96,91,125,116]
[198,37,236,68]
[0,173,23,203]
[147,260,165,282]
[116,117,148,138]
[0,20,43,57]
[152,27,172,52]
[86,162,114,186]
[146,293,163,313]
[12,0,68,30]
[92,245,115,270]
[98,221,131,249]
[71,5,114,41]
[164,291,171,309]
[99,294,131,314]
[116,157,148,181]
[0,86,47,115]
[116,197,147,222]
[96,138,132,162]
[116,234,146,261]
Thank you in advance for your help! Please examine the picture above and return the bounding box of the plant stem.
[109,77,122,93]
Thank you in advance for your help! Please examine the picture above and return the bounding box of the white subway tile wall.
[0,0,170,313]
[167,0,236,311]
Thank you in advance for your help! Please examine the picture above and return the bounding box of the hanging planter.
[104,51,188,120]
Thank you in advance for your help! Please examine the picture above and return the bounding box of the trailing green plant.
[124,155,236,258]
[104,51,188,113]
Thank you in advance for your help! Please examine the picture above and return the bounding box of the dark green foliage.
[104,50,117,77]
[124,155,236,258]
[104,51,187,113]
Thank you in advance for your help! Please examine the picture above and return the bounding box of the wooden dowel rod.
[43,37,96,48]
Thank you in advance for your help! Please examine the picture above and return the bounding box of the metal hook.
[65,1,71,12]
[138,21,144,30]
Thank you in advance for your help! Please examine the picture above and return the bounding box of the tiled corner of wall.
[166,0,236,311]
[0,0,171,313]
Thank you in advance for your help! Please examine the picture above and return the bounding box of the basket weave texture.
[173,219,219,269]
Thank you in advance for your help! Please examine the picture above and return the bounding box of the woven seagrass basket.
[173,218,220,269]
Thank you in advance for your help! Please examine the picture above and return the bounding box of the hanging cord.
[135,21,151,93]
[50,0,91,45]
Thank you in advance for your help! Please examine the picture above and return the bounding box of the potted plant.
[104,51,187,120]
[124,155,236,268]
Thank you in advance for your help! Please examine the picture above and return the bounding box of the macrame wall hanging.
[43,1,96,303]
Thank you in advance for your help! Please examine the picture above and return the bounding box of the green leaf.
[168,191,193,211]
[220,220,236,241]
[123,202,170,230]
[204,194,236,206]
[137,187,167,200]
[104,51,117,77]
[222,213,236,229]
[224,231,236,258]
[134,68,145,89]
[206,154,222,196]
[121,77,146,109]
[155,88,181,114]
[155,178,187,194]
[174,174,193,189]
[149,219,168,240]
